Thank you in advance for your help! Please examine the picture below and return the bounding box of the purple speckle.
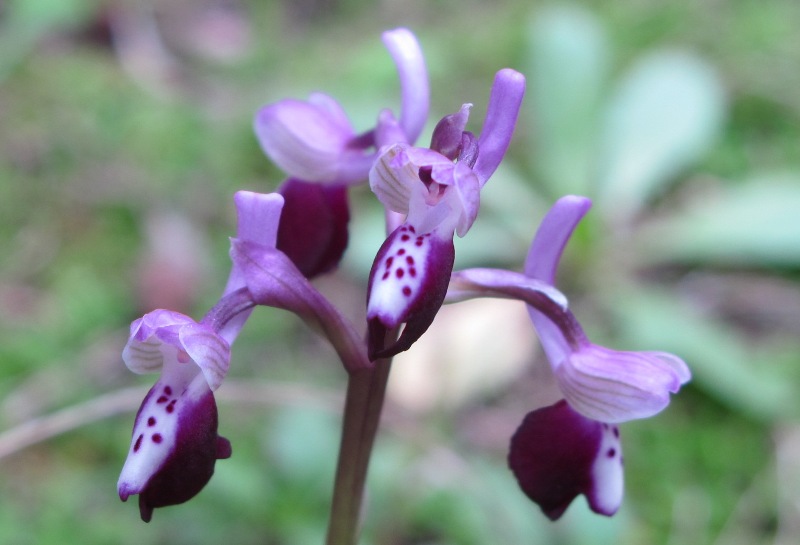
[402,286,412,296]
[133,434,143,453]
[607,448,616,458]
[156,396,168,404]
[163,386,172,396]
[152,434,163,444]
[396,268,405,279]
[147,417,156,427]
[166,400,177,414]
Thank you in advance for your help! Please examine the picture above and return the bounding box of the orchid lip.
[508,400,624,520]
[366,223,455,360]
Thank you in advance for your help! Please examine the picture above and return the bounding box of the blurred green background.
[1,0,800,544]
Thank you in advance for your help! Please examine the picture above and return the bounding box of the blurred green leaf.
[608,288,800,421]
[637,175,800,266]
[526,5,609,198]
[596,51,725,217]
[0,0,96,80]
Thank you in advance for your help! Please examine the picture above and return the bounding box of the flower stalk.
[326,357,394,545]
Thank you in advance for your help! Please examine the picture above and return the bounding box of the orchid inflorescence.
[117,28,689,537]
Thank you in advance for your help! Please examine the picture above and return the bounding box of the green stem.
[325,358,392,545]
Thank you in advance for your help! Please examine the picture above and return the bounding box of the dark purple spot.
[152,434,163,444]
[163,386,172,396]
[133,434,143,452]
[397,248,406,256]
[406,256,415,265]
[602,423,609,429]
[402,286,412,296]
[166,400,177,414]
[607,448,616,458]
[415,239,424,247]
[401,234,410,241]
[396,268,405,279]
[382,271,390,280]
[408,225,416,233]
[147,417,156,427]
[613,427,619,438]
[156,396,169,404]
[385,256,394,268]
[409,268,417,278]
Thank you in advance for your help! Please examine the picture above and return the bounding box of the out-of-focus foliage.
[1,0,800,544]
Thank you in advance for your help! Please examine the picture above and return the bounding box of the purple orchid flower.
[117,310,233,523]
[366,68,526,360]
[512,197,689,519]
[118,191,284,521]
[253,28,429,278]
[446,195,689,520]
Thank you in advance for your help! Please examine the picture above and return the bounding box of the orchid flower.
[117,310,233,522]
[446,195,690,519]
[512,197,688,517]
[366,68,526,360]
[118,191,284,521]
[253,28,429,278]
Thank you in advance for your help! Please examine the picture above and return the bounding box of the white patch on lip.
[117,349,207,499]
[589,423,624,515]
[117,381,180,498]
[367,224,433,326]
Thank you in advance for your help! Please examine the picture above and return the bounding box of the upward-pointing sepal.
[366,223,455,360]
